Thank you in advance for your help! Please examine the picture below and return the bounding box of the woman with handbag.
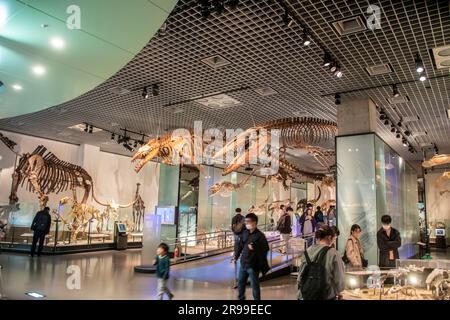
[344,224,367,269]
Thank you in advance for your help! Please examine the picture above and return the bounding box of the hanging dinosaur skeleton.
[131,117,337,193]
[212,117,337,189]
[132,130,202,173]
[422,154,450,168]
[208,169,255,197]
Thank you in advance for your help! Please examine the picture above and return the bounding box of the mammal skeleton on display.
[132,183,145,232]
[6,144,94,208]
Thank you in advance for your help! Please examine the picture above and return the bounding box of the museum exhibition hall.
[0,0,449,302]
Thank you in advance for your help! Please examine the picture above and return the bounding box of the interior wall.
[425,171,450,241]
[0,130,159,229]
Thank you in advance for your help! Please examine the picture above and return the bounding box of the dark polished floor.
[1,247,448,300]
[0,249,298,300]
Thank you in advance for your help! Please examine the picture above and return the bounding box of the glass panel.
[337,134,378,264]
[374,135,419,259]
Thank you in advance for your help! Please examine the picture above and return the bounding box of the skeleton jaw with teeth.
[132,143,158,173]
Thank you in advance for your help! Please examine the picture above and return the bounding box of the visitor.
[344,224,366,270]
[314,206,324,224]
[297,225,345,300]
[377,215,401,269]
[233,213,269,300]
[330,225,340,249]
[276,204,285,223]
[268,218,276,232]
[292,207,302,237]
[277,207,292,254]
[153,242,174,300]
[231,208,245,253]
[30,207,52,257]
[300,205,316,246]
[327,206,336,226]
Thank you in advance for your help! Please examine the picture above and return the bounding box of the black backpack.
[299,246,330,300]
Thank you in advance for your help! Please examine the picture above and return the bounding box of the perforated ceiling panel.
[1,0,449,168]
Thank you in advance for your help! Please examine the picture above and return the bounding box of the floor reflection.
[0,249,297,300]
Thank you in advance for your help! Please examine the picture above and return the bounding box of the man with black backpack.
[30,207,52,257]
[297,225,345,300]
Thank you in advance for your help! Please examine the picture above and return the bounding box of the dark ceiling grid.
[0,0,449,165]
[413,0,448,146]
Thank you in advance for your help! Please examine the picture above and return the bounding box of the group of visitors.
[27,205,401,301]
[227,207,402,300]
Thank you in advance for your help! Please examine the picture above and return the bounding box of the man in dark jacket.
[30,207,52,257]
[277,207,292,254]
[314,206,324,224]
[377,215,401,268]
[234,213,269,300]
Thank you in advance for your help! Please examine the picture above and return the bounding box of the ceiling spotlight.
[402,139,407,147]
[84,123,89,133]
[392,84,400,97]
[384,119,389,126]
[404,130,411,136]
[152,83,159,97]
[12,84,23,91]
[323,52,332,67]
[88,125,93,134]
[397,121,402,127]
[32,65,46,76]
[396,133,401,139]
[111,133,115,140]
[415,53,424,73]
[379,114,386,120]
[50,37,65,50]
[391,127,396,133]
[133,140,138,148]
[335,93,341,105]
[330,62,338,73]
[200,0,211,19]
[302,30,311,46]
[334,69,343,78]
[419,75,427,82]
[282,7,293,27]
[434,144,439,155]
[142,87,149,99]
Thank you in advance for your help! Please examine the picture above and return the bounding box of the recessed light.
[50,37,65,49]
[25,292,46,299]
[12,84,23,91]
[32,65,46,76]
[419,75,426,82]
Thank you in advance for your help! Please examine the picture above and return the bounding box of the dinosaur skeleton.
[422,154,450,168]
[132,130,202,173]
[132,118,337,189]
[208,170,255,197]
[8,145,94,208]
[213,117,337,176]
[131,183,145,232]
